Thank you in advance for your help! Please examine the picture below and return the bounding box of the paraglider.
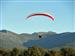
[26,12,55,39]
[26,13,54,21]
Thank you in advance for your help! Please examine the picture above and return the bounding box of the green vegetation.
[0,46,75,56]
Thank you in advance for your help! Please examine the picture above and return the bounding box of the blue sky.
[0,0,75,33]
[1,0,74,1]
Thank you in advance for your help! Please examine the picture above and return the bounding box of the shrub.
[10,48,20,56]
[60,47,75,56]
[0,47,75,56]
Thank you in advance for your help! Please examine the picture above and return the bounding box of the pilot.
[39,35,42,38]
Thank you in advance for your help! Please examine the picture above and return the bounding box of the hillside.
[0,30,56,48]
[0,30,75,48]
[24,32,75,48]
[0,30,22,48]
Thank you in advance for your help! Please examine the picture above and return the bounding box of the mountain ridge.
[0,30,56,48]
[24,32,75,48]
[0,29,75,48]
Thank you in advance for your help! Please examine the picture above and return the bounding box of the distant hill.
[0,30,75,48]
[0,30,56,48]
[24,32,75,48]
[0,30,22,48]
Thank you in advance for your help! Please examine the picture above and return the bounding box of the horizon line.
[0,29,74,34]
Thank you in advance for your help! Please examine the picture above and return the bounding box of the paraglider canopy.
[26,13,55,21]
